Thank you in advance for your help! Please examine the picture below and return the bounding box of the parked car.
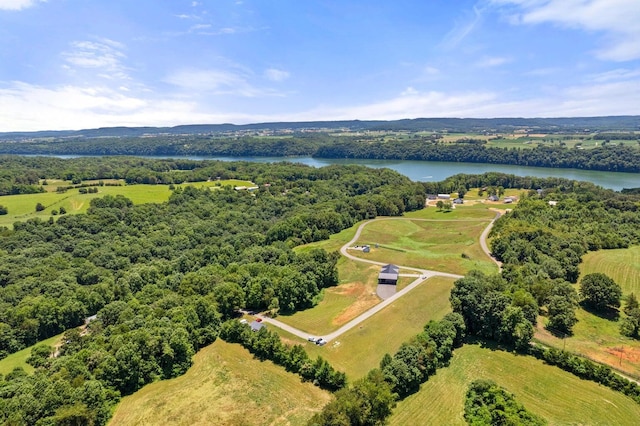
[316,338,327,346]
[308,336,317,342]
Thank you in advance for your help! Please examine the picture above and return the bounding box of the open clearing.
[277,261,381,335]
[109,340,331,426]
[0,180,253,228]
[347,218,498,275]
[389,343,640,426]
[273,276,455,380]
[580,246,640,295]
[0,332,63,376]
[535,308,640,379]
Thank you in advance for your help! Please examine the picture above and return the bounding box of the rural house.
[250,320,266,332]
[378,264,399,285]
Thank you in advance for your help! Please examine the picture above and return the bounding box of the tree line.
[1,132,640,173]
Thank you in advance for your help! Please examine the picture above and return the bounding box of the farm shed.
[378,264,399,285]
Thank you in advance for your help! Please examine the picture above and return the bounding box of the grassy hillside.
[275,276,455,380]
[580,246,640,295]
[0,179,253,228]
[109,340,331,426]
[0,333,64,376]
[348,218,498,275]
[535,309,640,379]
[389,343,640,426]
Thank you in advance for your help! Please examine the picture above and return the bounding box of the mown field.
[0,179,254,228]
[0,332,64,376]
[389,343,640,426]
[274,276,455,380]
[535,308,640,379]
[348,218,498,275]
[277,261,381,335]
[109,340,331,426]
[580,246,640,296]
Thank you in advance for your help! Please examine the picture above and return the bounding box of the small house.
[487,195,499,202]
[437,194,451,200]
[453,198,464,204]
[250,320,266,332]
[378,264,399,285]
[363,245,371,253]
[426,194,437,200]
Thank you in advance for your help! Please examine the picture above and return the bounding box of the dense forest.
[1,131,640,173]
[0,159,425,424]
[0,156,639,424]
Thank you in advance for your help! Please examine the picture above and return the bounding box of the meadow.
[348,218,498,275]
[0,179,254,228]
[275,276,455,380]
[109,340,331,426]
[389,343,640,426]
[534,308,640,379]
[580,246,640,296]
[0,332,64,376]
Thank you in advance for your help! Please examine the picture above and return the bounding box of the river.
[45,155,640,191]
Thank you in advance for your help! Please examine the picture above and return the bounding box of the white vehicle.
[316,338,327,346]
[308,336,317,342]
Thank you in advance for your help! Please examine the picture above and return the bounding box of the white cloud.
[164,68,284,97]
[264,68,290,82]
[475,56,511,68]
[441,5,486,48]
[491,0,640,61]
[0,0,44,11]
[62,39,130,80]
[0,81,227,131]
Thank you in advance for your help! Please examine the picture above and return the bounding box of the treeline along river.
[45,155,640,191]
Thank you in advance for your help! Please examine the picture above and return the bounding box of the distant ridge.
[1,116,639,140]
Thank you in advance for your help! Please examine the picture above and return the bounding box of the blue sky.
[0,0,639,131]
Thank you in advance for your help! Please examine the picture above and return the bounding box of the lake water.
[47,155,640,191]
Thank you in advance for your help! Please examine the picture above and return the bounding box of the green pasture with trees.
[0,155,640,424]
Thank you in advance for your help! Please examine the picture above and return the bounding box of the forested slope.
[0,160,424,425]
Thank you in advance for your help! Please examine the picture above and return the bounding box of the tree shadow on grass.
[580,302,620,322]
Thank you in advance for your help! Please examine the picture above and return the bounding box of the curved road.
[256,216,496,343]
[479,211,503,271]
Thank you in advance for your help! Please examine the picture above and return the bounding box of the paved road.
[479,211,503,271]
[255,216,495,343]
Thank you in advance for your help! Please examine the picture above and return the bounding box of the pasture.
[580,246,640,296]
[0,332,63,376]
[0,179,254,228]
[109,339,331,426]
[389,343,640,426]
[277,261,381,335]
[274,276,455,380]
[348,218,498,275]
[535,308,640,379]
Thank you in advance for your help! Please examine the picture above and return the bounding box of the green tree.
[621,294,640,338]
[580,273,622,312]
[546,295,578,334]
[0,205,7,215]
[35,202,45,212]
[464,379,546,425]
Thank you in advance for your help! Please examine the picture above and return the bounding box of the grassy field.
[535,308,640,379]
[274,276,455,380]
[389,343,640,426]
[348,218,498,275]
[109,340,331,426]
[0,179,253,228]
[580,246,640,296]
[277,261,381,335]
[0,332,63,376]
